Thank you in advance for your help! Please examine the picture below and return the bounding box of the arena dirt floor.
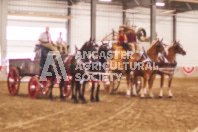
[0,77,198,132]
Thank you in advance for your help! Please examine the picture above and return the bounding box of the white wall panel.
[7,16,67,59]
[70,3,122,54]
[177,16,198,67]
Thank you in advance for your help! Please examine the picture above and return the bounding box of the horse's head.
[82,38,99,52]
[79,39,99,62]
[155,39,166,54]
[100,41,111,54]
[97,42,111,64]
[173,41,186,56]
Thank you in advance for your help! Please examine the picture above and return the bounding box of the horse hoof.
[126,94,131,98]
[140,94,145,99]
[149,96,154,99]
[90,98,95,102]
[159,96,163,99]
[132,94,137,97]
[49,96,53,100]
[140,96,145,99]
[73,100,79,103]
[81,100,87,104]
[96,98,100,102]
[169,96,173,98]
[60,97,66,101]
[71,98,78,103]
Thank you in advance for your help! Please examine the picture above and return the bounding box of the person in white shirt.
[39,27,57,51]
[56,32,67,54]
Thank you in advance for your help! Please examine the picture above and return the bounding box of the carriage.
[7,45,71,99]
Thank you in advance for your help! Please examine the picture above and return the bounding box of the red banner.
[182,67,195,75]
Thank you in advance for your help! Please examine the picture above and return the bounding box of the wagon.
[7,46,71,99]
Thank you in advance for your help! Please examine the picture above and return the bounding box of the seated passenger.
[117,28,129,51]
[126,27,138,53]
[56,32,67,54]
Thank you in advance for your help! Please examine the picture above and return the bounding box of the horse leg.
[141,74,149,98]
[159,74,165,98]
[59,78,64,99]
[96,83,100,102]
[148,74,156,98]
[49,77,55,100]
[71,81,75,100]
[81,82,87,104]
[132,75,137,96]
[126,73,131,97]
[72,81,79,103]
[168,75,173,98]
[90,82,95,102]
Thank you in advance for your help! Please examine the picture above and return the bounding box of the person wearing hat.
[117,28,128,50]
[126,27,138,53]
[39,27,58,51]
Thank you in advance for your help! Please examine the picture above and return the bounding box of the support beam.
[123,10,126,25]
[150,0,156,43]
[173,13,177,41]
[170,0,198,4]
[91,0,96,40]
[0,0,8,80]
[67,0,72,53]
[123,2,127,25]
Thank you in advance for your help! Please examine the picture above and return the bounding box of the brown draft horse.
[149,41,186,98]
[109,43,140,96]
[131,39,166,98]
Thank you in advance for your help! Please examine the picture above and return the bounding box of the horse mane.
[147,40,158,53]
[167,42,175,50]
[79,41,89,51]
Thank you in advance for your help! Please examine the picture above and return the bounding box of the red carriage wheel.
[40,79,51,96]
[28,76,40,99]
[62,81,71,98]
[104,75,120,94]
[7,67,20,96]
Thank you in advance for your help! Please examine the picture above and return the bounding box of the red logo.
[182,67,195,75]
[0,66,2,72]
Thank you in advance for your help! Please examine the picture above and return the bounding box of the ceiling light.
[99,0,112,2]
[156,2,165,7]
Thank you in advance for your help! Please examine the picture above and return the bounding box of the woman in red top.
[117,28,128,50]
[117,28,127,43]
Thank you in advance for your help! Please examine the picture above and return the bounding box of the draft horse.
[68,39,99,103]
[88,42,110,102]
[131,39,166,98]
[149,41,186,98]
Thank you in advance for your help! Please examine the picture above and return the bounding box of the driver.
[39,27,58,51]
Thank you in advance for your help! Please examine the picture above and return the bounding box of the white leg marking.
[144,88,147,94]
[149,90,154,98]
[133,85,137,96]
[126,89,131,96]
[140,88,145,98]
[159,89,163,97]
[168,89,173,97]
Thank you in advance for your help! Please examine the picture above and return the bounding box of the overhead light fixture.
[99,0,112,2]
[156,2,165,6]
